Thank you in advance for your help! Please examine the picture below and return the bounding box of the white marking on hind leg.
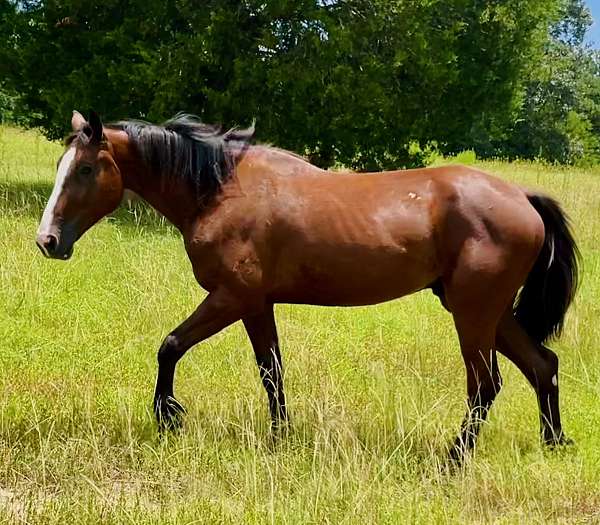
[552,374,558,387]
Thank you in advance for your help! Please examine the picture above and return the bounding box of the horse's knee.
[158,334,182,364]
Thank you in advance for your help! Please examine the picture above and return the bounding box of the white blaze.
[38,147,76,236]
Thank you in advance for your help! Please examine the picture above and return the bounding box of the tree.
[1,0,582,168]
[499,0,600,165]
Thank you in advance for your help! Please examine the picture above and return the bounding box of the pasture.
[1,125,599,523]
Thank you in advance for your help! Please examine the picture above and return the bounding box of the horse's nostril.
[45,234,58,251]
[36,233,59,257]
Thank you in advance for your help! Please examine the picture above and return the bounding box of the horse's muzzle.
[36,233,73,260]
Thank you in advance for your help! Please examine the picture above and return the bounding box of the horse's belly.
[270,248,438,306]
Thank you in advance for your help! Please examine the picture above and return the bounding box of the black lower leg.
[154,334,187,431]
[496,317,571,448]
[537,346,570,446]
[450,352,502,463]
[257,346,287,427]
[243,308,288,431]
[450,391,496,462]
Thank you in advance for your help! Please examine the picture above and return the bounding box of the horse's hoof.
[544,433,575,449]
[272,419,289,436]
[447,442,469,468]
[154,396,187,432]
[267,420,289,444]
[436,444,469,476]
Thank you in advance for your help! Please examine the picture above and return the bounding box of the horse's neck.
[108,129,200,232]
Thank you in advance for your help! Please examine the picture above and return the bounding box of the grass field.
[1,125,599,524]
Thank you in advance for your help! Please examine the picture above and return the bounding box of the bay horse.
[36,111,579,461]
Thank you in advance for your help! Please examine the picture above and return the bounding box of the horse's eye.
[78,165,93,176]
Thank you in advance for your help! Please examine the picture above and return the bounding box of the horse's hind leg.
[447,310,503,462]
[444,251,527,462]
[496,311,570,446]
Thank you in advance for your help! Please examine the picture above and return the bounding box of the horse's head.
[36,111,124,260]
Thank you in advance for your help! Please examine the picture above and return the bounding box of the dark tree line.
[1,0,598,168]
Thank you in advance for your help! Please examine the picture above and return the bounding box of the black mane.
[107,114,255,200]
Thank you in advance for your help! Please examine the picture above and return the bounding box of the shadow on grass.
[0,179,175,234]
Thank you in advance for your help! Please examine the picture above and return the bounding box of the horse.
[36,110,579,462]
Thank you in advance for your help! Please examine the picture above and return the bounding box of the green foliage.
[1,0,581,168]
[432,149,478,166]
[500,0,600,165]
[0,85,40,126]
[406,140,442,168]
[454,150,477,165]
[0,87,16,123]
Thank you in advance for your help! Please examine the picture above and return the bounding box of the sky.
[586,0,600,47]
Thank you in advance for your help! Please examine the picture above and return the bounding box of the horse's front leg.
[243,304,287,431]
[153,289,246,431]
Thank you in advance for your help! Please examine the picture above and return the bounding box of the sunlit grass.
[0,125,599,523]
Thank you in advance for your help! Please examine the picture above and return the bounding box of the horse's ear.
[88,110,104,143]
[71,110,86,131]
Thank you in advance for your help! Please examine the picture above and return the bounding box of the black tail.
[514,194,580,345]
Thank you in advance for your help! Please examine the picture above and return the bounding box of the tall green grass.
[1,125,599,523]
